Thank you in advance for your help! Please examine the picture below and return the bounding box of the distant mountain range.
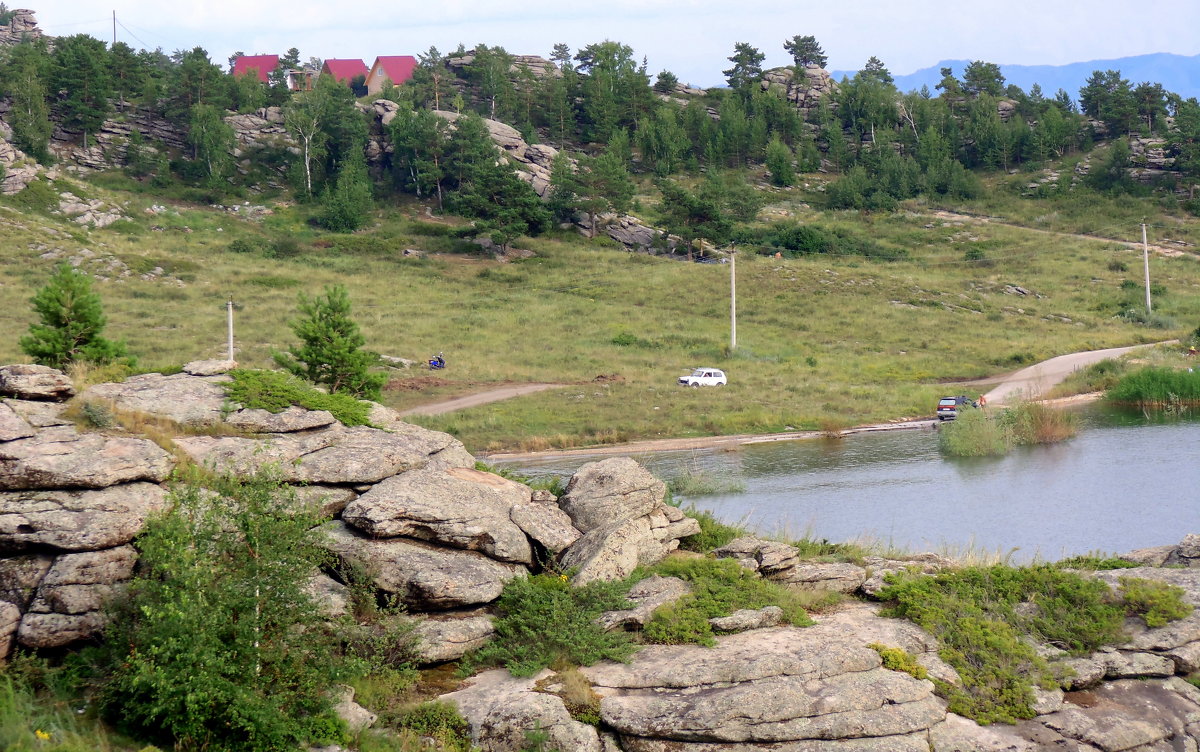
[830,52,1200,103]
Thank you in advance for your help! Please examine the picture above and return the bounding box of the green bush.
[938,408,1008,457]
[869,643,928,680]
[98,471,351,751]
[1107,366,1200,406]
[878,564,1149,724]
[227,238,262,254]
[224,368,374,427]
[1119,577,1193,628]
[643,557,813,646]
[675,507,745,552]
[1055,554,1139,570]
[462,573,638,677]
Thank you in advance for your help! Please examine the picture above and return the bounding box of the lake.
[494,406,1200,562]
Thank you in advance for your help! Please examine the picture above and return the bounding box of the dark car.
[937,395,976,421]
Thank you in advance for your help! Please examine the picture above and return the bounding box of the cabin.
[322,58,369,85]
[365,55,417,95]
[231,54,279,83]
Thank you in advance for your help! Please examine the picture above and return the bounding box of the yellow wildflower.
[35,729,51,740]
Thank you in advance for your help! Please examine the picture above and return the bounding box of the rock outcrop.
[5,363,1200,752]
[0,9,43,46]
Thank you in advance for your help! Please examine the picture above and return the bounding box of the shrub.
[878,564,1150,724]
[643,557,813,646]
[227,238,262,254]
[19,263,132,370]
[274,285,386,400]
[674,508,745,552]
[869,643,928,680]
[98,470,350,751]
[1119,577,1193,628]
[938,408,1008,457]
[224,368,374,426]
[1107,366,1200,406]
[461,573,638,677]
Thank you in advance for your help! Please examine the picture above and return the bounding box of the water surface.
[496,407,1200,562]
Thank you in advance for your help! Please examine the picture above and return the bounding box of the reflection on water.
[495,406,1200,562]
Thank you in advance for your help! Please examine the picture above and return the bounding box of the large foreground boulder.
[0,482,167,552]
[0,427,173,489]
[320,521,525,609]
[15,545,137,649]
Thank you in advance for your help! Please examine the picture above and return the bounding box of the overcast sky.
[32,0,1200,87]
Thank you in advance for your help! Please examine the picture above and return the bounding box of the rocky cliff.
[3,361,1200,751]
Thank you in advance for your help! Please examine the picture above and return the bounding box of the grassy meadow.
[2,167,1199,452]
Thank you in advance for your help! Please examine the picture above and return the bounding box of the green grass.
[224,368,375,426]
[1106,365,1200,406]
[642,557,814,646]
[1,165,1198,453]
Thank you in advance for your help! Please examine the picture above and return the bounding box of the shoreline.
[477,392,1107,462]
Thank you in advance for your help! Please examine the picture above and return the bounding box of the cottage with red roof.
[322,58,369,85]
[231,54,279,83]
[365,55,417,95]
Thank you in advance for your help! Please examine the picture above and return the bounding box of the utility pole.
[1142,222,1152,314]
[730,249,737,351]
[112,10,116,46]
[226,297,236,362]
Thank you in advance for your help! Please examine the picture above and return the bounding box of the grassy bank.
[2,171,1199,451]
[939,402,1078,457]
[1107,365,1200,407]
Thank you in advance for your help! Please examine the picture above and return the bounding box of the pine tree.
[3,42,52,161]
[274,284,385,400]
[51,34,112,147]
[783,35,827,69]
[187,103,235,186]
[724,42,765,91]
[20,264,130,369]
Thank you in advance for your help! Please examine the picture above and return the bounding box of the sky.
[31,0,1200,88]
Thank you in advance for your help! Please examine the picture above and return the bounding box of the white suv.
[679,368,727,387]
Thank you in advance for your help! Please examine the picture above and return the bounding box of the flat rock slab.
[0,402,35,442]
[344,467,536,563]
[0,427,173,489]
[0,365,74,401]
[320,521,525,609]
[4,399,71,428]
[177,425,432,484]
[225,406,337,433]
[413,611,496,663]
[617,734,934,751]
[0,482,167,552]
[83,372,230,426]
[441,668,603,752]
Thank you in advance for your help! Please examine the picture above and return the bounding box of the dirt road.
[398,383,567,417]
[981,342,1169,405]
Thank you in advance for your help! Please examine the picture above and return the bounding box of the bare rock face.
[344,467,537,564]
[320,521,525,609]
[413,610,496,663]
[773,561,867,593]
[182,359,237,376]
[0,600,19,660]
[0,483,167,552]
[0,427,173,489]
[0,365,75,401]
[177,425,432,485]
[0,553,54,609]
[441,668,603,752]
[0,401,36,442]
[583,626,943,748]
[596,575,691,631]
[366,403,476,469]
[930,713,1037,752]
[1028,679,1198,750]
[17,545,137,649]
[713,536,800,575]
[559,457,667,533]
[225,406,337,433]
[710,605,784,633]
[83,372,230,427]
[4,398,71,428]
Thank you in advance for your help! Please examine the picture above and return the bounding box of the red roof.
[232,54,279,83]
[322,58,369,83]
[370,55,418,85]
